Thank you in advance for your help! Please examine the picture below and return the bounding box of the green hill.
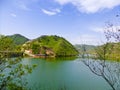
[74,44,96,54]
[7,34,29,45]
[23,35,79,57]
[96,42,120,60]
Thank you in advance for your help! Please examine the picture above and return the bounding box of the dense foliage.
[0,35,36,90]
[7,34,29,45]
[0,35,23,56]
[0,35,15,51]
[23,35,79,57]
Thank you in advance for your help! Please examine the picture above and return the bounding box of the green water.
[22,57,117,90]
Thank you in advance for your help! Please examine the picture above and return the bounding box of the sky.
[0,0,120,45]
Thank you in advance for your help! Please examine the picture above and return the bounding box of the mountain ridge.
[7,34,29,45]
[22,35,79,57]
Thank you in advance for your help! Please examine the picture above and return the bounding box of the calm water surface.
[22,57,113,90]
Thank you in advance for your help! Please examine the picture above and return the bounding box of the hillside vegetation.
[7,34,29,45]
[23,35,79,57]
[96,42,120,60]
[0,35,23,57]
[1,34,120,60]
[75,43,120,61]
[74,44,96,54]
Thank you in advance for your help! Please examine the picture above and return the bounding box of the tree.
[0,35,15,51]
[83,58,120,90]
[82,14,120,90]
[0,35,36,90]
[104,15,120,42]
[82,43,120,90]
[31,42,41,54]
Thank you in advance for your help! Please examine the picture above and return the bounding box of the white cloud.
[10,13,17,17]
[41,9,56,16]
[41,8,61,16]
[55,0,120,13]
[54,8,61,13]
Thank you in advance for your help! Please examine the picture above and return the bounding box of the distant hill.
[22,35,79,57]
[7,34,29,45]
[74,44,96,54]
[96,42,120,60]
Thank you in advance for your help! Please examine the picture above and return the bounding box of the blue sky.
[0,0,120,45]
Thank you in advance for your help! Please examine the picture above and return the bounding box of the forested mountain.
[1,34,120,60]
[96,42,120,60]
[74,44,96,54]
[22,35,79,57]
[7,34,29,45]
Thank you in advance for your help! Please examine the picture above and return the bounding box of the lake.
[22,57,120,90]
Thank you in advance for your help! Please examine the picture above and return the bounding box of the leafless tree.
[104,15,120,42]
[82,15,120,90]
[83,57,120,90]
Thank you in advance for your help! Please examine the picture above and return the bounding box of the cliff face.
[22,35,79,57]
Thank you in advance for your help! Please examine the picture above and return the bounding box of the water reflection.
[25,57,113,90]
[40,56,78,61]
[82,59,120,90]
